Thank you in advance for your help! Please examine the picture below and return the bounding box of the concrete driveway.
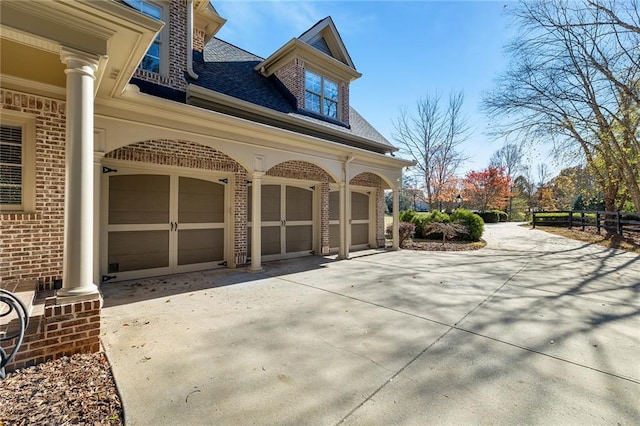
[101,223,640,425]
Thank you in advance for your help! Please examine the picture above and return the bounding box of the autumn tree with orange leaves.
[462,166,512,212]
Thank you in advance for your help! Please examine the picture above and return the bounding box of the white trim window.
[304,70,339,119]
[0,111,35,212]
[125,0,165,74]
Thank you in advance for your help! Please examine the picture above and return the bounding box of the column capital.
[251,171,265,180]
[94,151,105,164]
[60,46,100,74]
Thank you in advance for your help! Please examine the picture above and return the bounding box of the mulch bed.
[0,352,123,425]
[402,239,486,251]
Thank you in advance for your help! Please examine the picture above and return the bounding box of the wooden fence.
[532,211,640,237]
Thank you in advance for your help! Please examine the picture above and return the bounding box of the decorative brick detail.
[266,160,335,183]
[0,89,66,289]
[3,296,101,373]
[106,139,241,172]
[132,0,188,92]
[351,173,385,248]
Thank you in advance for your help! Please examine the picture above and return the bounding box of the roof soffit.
[194,0,227,43]
[0,0,163,99]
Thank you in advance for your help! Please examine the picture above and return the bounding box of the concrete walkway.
[101,223,640,425]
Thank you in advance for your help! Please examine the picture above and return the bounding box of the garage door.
[104,167,227,282]
[328,189,372,252]
[351,190,370,250]
[248,183,315,261]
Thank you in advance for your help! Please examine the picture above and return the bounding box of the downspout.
[186,0,198,80]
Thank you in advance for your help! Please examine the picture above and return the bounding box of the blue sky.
[212,0,551,176]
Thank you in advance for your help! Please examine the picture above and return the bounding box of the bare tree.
[490,143,525,178]
[393,91,469,210]
[536,164,551,190]
[490,143,525,219]
[483,0,640,211]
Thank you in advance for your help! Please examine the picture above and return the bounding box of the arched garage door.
[328,188,372,252]
[248,183,315,262]
[103,166,228,282]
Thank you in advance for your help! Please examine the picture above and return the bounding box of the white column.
[57,47,100,300]
[338,181,347,259]
[249,172,263,272]
[392,189,400,250]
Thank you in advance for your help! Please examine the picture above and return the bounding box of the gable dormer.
[255,17,361,126]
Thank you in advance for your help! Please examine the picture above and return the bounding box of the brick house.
[0,0,409,370]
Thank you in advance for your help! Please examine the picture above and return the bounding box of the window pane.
[305,70,322,93]
[0,186,21,205]
[324,79,338,101]
[147,41,160,58]
[0,165,22,185]
[141,55,160,73]
[324,99,338,118]
[142,2,162,19]
[0,144,22,164]
[305,92,321,113]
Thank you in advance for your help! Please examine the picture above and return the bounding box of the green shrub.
[399,209,416,223]
[511,211,527,222]
[451,209,484,241]
[477,210,506,223]
[417,210,450,239]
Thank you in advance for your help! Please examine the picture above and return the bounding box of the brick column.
[57,47,100,301]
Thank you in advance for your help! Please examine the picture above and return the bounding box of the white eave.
[186,83,398,155]
[255,39,361,82]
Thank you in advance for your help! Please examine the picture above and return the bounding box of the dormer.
[193,0,227,52]
[255,17,361,126]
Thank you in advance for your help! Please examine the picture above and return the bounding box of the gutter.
[187,83,398,154]
[186,0,198,79]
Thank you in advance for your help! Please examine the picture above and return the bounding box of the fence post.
[581,211,585,231]
[568,211,573,229]
[616,211,622,235]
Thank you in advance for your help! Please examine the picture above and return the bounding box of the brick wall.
[0,90,66,289]
[133,0,188,92]
[351,172,385,248]
[340,82,350,126]
[3,296,101,373]
[193,28,206,53]
[274,59,304,109]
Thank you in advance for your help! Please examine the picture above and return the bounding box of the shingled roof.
[188,37,396,154]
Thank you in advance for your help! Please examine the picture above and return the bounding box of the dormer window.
[125,0,165,74]
[305,70,339,119]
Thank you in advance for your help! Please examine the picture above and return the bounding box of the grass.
[527,224,640,254]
